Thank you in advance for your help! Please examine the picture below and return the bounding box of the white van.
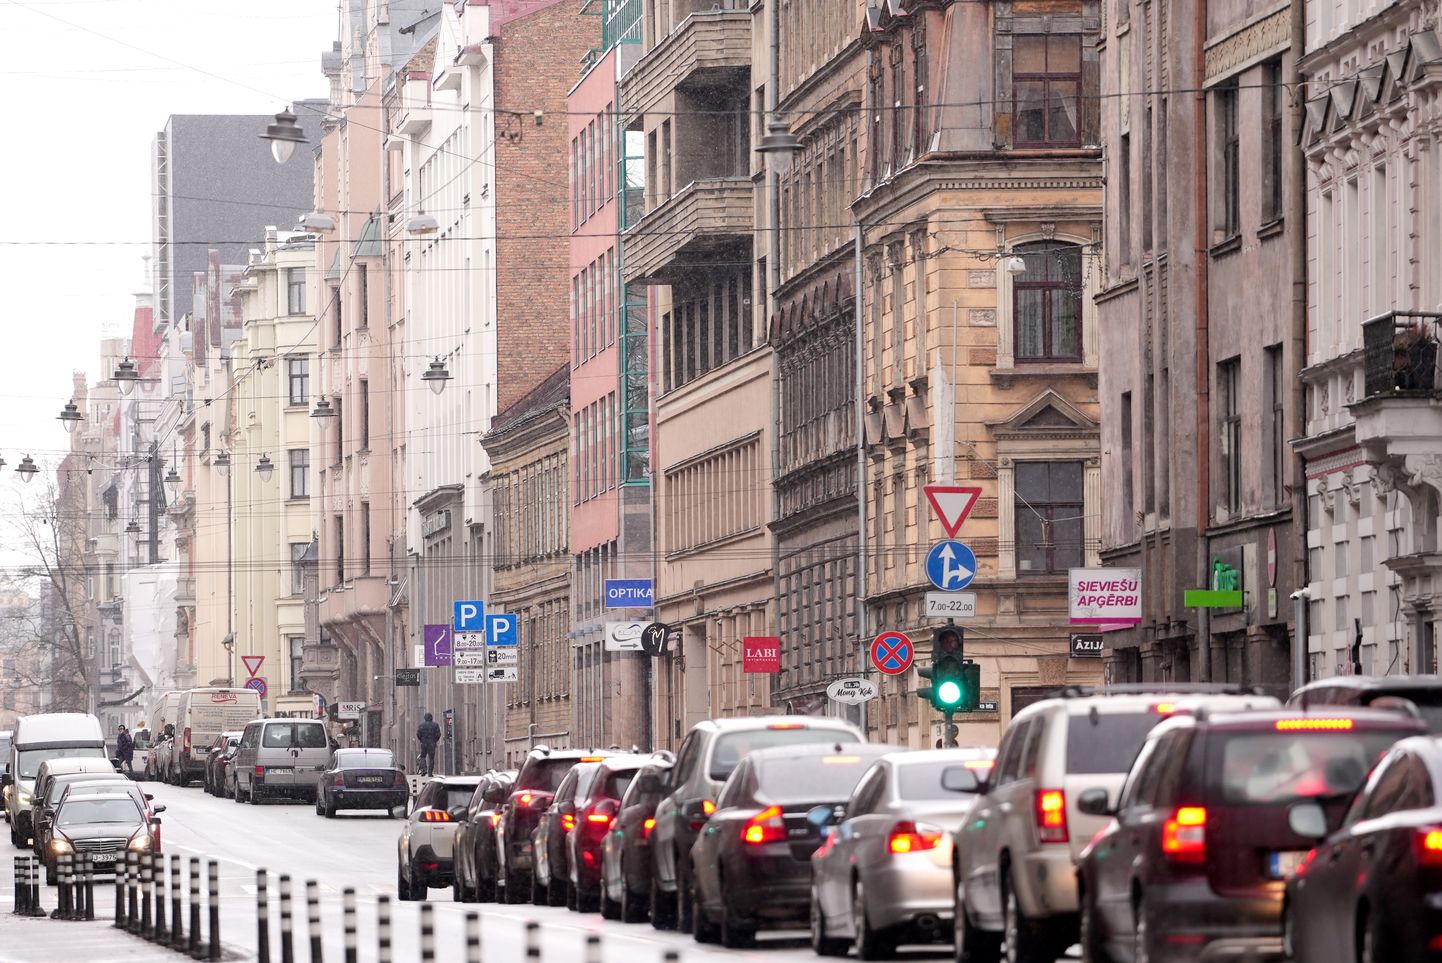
[146,691,184,782]
[171,688,262,785]
[4,713,107,846]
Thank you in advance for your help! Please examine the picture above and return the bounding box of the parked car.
[5,713,108,847]
[32,764,130,855]
[496,747,605,904]
[44,791,161,886]
[1290,674,1442,733]
[316,748,407,818]
[203,732,242,796]
[955,685,1280,963]
[810,747,995,959]
[601,757,675,923]
[533,761,605,907]
[231,718,333,804]
[38,778,159,866]
[453,769,516,903]
[690,742,893,948]
[396,775,482,901]
[568,753,657,913]
[1075,707,1423,963]
[651,716,864,930]
[1283,733,1442,963]
[168,688,263,786]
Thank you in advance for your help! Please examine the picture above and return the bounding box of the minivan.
[171,688,263,785]
[5,713,107,846]
[231,718,333,804]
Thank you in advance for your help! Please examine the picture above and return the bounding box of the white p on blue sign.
[486,613,519,647]
[604,579,654,608]
[453,600,486,632]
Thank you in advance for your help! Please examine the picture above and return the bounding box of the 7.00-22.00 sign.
[924,592,976,619]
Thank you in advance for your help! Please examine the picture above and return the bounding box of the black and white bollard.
[662,952,680,963]
[187,857,202,959]
[126,852,140,933]
[170,854,183,947]
[419,903,435,963]
[13,855,26,916]
[279,874,294,963]
[140,850,153,936]
[207,859,220,962]
[152,854,165,940]
[464,911,481,963]
[256,869,271,963]
[54,854,71,920]
[82,854,95,922]
[306,879,322,963]
[376,895,392,963]
[114,854,126,928]
[525,920,541,961]
[342,886,357,963]
[584,933,601,963]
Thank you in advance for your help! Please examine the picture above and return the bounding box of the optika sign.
[1068,568,1142,624]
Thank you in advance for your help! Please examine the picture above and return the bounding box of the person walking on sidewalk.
[416,713,441,777]
[116,724,135,777]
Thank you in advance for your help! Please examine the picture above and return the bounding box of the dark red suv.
[1074,707,1424,963]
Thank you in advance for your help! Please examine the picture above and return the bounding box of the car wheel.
[1358,904,1382,963]
[1281,899,1297,962]
[649,873,675,930]
[811,884,849,957]
[397,864,415,902]
[621,880,648,925]
[719,893,755,949]
[956,884,1001,963]
[600,883,620,920]
[1079,883,1111,963]
[9,824,18,848]
[476,869,496,904]
[547,871,567,907]
[564,878,578,911]
[676,856,694,932]
[854,879,894,960]
[1003,871,1048,963]
[691,879,719,944]
[531,870,547,906]
[324,799,337,819]
[577,881,600,914]
[233,780,244,805]
[249,784,261,805]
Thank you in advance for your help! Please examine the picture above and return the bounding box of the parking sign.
[486,613,518,646]
[453,600,486,632]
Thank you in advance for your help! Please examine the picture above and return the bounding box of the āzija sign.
[1068,568,1142,624]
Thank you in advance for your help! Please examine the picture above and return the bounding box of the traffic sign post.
[925,541,977,592]
[869,632,914,676]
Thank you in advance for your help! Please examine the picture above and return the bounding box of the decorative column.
[998,458,1016,579]
[1084,458,1102,565]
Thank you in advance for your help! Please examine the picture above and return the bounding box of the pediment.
[987,388,1098,440]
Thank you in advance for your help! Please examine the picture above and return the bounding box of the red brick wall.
[494,1,599,411]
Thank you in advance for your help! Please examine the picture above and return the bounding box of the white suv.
[397,775,481,901]
[952,685,1278,963]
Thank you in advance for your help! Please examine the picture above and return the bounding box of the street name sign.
[826,678,879,705]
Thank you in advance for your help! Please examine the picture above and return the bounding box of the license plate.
[357,776,386,785]
[1269,850,1307,878]
[267,767,293,775]
[90,852,118,863]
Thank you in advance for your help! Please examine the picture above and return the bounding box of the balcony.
[1352,312,1442,465]
[623,177,753,283]
[319,575,391,630]
[619,9,750,119]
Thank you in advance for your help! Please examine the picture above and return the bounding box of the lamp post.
[421,358,451,396]
[260,108,306,165]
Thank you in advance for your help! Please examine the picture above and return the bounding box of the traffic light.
[917,625,980,713]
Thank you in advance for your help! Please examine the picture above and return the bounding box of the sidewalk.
[0,915,218,963]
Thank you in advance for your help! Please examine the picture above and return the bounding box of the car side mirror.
[153,804,167,814]
[1287,800,1328,840]
[806,804,844,828]
[144,794,154,801]
[1077,788,1115,817]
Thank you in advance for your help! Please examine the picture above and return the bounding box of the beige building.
[229,230,320,715]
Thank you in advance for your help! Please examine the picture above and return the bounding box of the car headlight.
[50,837,72,855]
[17,792,31,808]
[128,830,152,853]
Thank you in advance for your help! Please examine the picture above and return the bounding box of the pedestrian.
[116,724,135,777]
[416,713,441,777]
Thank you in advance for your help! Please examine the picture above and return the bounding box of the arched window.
[1013,241,1083,363]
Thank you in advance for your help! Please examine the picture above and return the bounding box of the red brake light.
[702,799,716,815]
[421,810,453,823]
[580,756,605,763]
[561,814,575,832]
[331,773,346,787]
[254,766,266,777]
[487,812,501,827]
[1153,703,1178,714]
[741,806,786,845]
[1417,827,1442,866]
[1275,718,1354,731]
[767,723,805,730]
[586,812,611,825]
[887,820,944,854]
[1161,807,1207,864]
[642,817,655,840]
[1034,790,1068,844]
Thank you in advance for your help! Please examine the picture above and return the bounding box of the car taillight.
[487,812,501,827]
[1161,807,1207,864]
[392,772,407,788]
[254,766,266,779]
[642,817,655,840]
[331,773,345,787]
[584,799,618,829]
[1417,828,1442,866]
[702,799,716,815]
[887,820,944,854]
[1152,703,1177,714]
[561,814,575,832]
[1034,790,1068,844]
[768,722,805,729]
[421,810,452,823]
[741,806,786,845]
[586,812,611,825]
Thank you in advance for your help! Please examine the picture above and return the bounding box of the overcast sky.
[0,0,333,562]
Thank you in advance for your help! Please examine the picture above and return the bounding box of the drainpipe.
[1193,0,1212,682]
[855,223,868,735]
[1288,8,1309,694]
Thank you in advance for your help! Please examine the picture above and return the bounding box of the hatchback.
[568,753,657,912]
[46,792,160,885]
[601,757,675,922]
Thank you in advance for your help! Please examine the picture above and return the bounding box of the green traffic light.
[936,679,963,707]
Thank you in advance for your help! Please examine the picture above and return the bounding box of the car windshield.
[1064,712,1161,775]
[898,760,989,799]
[339,751,394,769]
[754,753,880,805]
[709,728,861,781]
[17,747,106,780]
[1216,730,1408,804]
[519,759,577,792]
[261,724,328,749]
[49,774,124,803]
[58,798,141,827]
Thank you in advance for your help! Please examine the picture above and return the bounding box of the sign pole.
[942,709,957,749]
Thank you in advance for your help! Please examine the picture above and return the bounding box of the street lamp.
[261,108,306,165]
[298,211,337,233]
[163,466,181,494]
[255,454,274,483]
[15,455,37,483]
[310,398,336,419]
[214,452,230,477]
[421,358,452,396]
[58,401,83,434]
[1003,255,1028,276]
[113,357,139,396]
[407,213,440,236]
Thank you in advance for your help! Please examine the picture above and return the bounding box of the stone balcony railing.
[622,177,754,284]
[619,8,750,120]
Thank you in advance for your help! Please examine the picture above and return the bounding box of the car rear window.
[709,728,861,781]
[518,758,577,792]
[261,723,328,749]
[898,760,989,799]
[602,770,636,801]
[339,751,394,769]
[444,787,476,810]
[754,752,882,805]
[1215,729,1408,805]
[1364,692,1442,733]
[1065,711,1160,775]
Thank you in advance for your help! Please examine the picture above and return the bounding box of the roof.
[485,363,569,438]
[353,216,383,258]
[1296,675,1442,693]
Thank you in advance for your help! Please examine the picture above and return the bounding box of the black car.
[533,761,604,907]
[453,769,516,903]
[602,757,674,922]
[496,747,604,904]
[689,743,892,948]
[315,748,407,817]
[203,732,241,796]
[1290,674,1442,733]
[567,753,656,912]
[1075,708,1424,963]
[1284,734,1442,963]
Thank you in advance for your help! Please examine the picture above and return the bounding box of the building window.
[331,287,342,347]
[108,633,121,670]
[290,543,308,595]
[358,379,369,450]
[1013,34,1082,147]
[333,396,344,465]
[1216,79,1240,238]
[287,357,309,406]
[334,514,345,583]
[1120,391,1133,520]
[357,264,369,329]
[1219,356,1242,514]
[912,18,928,157]
[286,268,306,315]
[1013,241,1083,362]
[890,41,906,169]
[1015,461,1084,575]
[1265,345,1285,508]
[288,448,310,499]
[361,501,371,575]
[1263,59,1284,223]
[287,636,305,693]
[1118,132,1131,262]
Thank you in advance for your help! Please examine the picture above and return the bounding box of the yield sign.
[924,485,982,538]
[241,655,264,678]
[870,631,915,676]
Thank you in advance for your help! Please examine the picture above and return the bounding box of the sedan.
[1284,734,1442,963]
[533,761,604,907]
[203,732,241,796]
[46,792,162,886]
[316,748,407,817]
[453,769,516,903]
[690,743,894,948]
[602,757,674,922]
[811,748,994,959]
[569,753,658,912]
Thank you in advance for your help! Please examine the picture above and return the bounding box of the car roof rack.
[1054,682,1272,699]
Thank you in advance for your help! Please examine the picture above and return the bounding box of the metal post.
[663,953,680,963]
[152,854,165,937]
[464,911,481,963]
[114,854,126,928]
[942,710,958,749]
[170,854,183,947]
[306,879,322,963]
[257,869,271,963]
[584,933,601,963]
[56,853,71,920]
[141,851,153,936]
[343,887,357,963]
[126,852,140,932]
[1292,590,1309,694]
[525,920,540,961]
[29,856,43,918]
[13,855,25,916]
[83,854,95,921]
[187,857,201,959]
[207,859,220,962]
[419,903,435,963]
[376,895,392,963]
[279,874,294,963]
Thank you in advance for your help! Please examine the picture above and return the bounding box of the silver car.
[810,748,995,959]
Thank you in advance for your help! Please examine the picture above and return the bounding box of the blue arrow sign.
[925,540,977,592]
